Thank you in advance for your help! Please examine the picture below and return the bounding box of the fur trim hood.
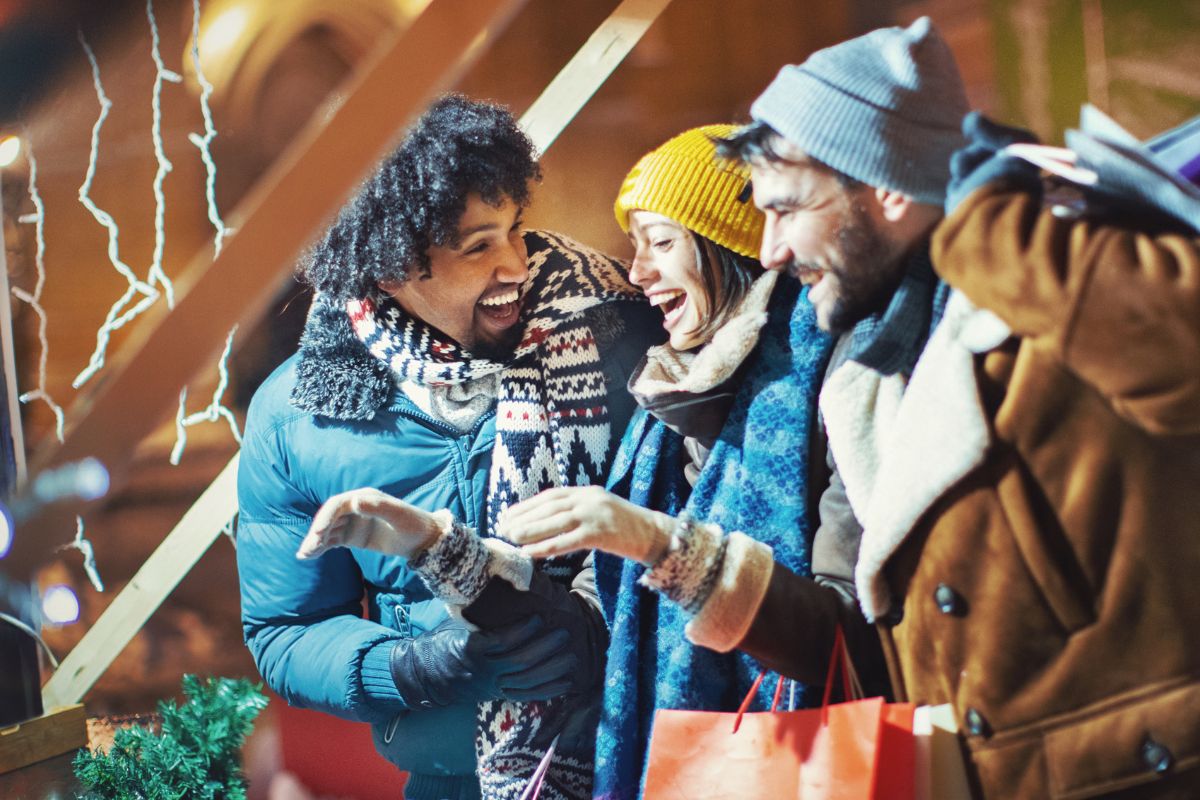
[291,294,393,421]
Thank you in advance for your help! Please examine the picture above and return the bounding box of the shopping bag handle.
[732,626,864,733]
[732,671,788,733]
[820,625,865,724]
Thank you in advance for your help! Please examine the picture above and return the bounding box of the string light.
[42,584,81,626]
[171,325,242,465]
[72,14,242,461]
[56,516,104,593]
[0,135,20,167]
[0,503,12,558]
[73,30,160,388]
[11,145,66,442]
[188,0,230,258]
[146,0,181,309]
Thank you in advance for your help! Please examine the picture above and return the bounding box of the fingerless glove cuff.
[410,515,534,606]
[639,512,729,614]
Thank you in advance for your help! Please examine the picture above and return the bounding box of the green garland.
[73,675,268,800]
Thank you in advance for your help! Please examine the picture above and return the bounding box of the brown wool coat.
[727,183,1200,799]
[881,184,1200,798]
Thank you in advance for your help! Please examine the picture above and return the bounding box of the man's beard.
[470,322,525,362]
[791,200,905,334]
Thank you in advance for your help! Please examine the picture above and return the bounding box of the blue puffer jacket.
[236,241,657,798]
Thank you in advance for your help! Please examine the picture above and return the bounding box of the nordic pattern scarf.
[348,230,642,800]
[594,278,833,799]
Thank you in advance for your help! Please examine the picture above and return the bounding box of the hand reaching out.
[297,488,447,560]
[497,486,675,566]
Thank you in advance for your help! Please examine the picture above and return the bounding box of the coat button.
[934,583,967,616]
[1142,737,1174,774]
[965,707,991,738]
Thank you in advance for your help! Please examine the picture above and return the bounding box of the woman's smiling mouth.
[648,288,688,329]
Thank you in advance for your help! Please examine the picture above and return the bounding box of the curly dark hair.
[301,94,541,300]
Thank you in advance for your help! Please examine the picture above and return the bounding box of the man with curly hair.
[236,95,659,800]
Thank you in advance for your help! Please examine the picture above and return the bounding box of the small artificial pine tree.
[73,674,268,800]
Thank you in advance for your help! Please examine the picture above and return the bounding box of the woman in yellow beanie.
[497,125,848,797]
[615,124,768,356]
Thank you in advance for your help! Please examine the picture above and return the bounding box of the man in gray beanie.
[700,15,1200,799]
[725,14,967,333]
[662,16,970,711]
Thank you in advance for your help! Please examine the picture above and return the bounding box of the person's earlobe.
[378,278,402,295]
[874,187,914,223]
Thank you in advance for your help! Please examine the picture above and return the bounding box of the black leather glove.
[389,616,575,709]
[945,111,1042,214]
[462,565,608,698]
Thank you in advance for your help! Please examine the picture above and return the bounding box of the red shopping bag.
[643,627,915,799]
[876,701,917,798]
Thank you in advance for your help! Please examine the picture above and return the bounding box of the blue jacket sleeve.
[236,414,405,723]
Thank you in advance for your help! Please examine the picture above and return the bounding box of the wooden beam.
[519,0,673,153]
[0,704,86,774]
[10,0,529,578]
[41,455,238,708]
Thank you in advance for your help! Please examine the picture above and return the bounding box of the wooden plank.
[41,456,238,709]
[0,704,86,774]
[519,0,673,153]
[11,0,529,578]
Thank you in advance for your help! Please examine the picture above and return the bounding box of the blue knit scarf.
[593,278,833,799]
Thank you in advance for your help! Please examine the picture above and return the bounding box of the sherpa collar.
[627,270,778,446]
[821,289,1013,621]
[629,270,778,398]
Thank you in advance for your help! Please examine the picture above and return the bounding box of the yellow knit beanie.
[614,124,765,259]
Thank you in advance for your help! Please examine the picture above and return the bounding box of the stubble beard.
[810,200,906,335]
[469,321,526,362]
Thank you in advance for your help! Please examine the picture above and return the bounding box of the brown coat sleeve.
[932,183,1200,435]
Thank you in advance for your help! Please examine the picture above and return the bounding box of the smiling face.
[626,210,710,350]
[381,193,529,359]
[750,146,905,334]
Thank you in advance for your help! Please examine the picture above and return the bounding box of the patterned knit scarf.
[595,278,833,799]
[348,230,642,800]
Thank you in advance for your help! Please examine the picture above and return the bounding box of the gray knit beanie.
[750,17,969,204]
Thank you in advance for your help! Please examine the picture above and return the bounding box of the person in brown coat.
[885,112,1200,798]
[716,31,1200,800]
